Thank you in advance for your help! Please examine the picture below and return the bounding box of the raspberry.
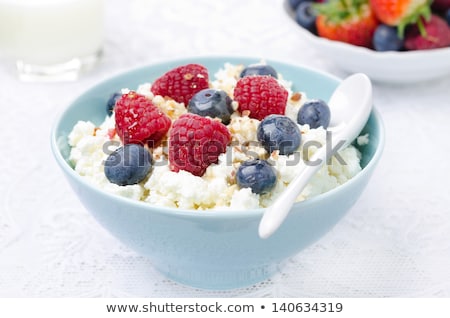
[114,92,171,146]
[234,75,288,121]
[150,64,209,105]
[169,113,231,176]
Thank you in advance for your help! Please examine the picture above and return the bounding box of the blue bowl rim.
[50,55,385,220]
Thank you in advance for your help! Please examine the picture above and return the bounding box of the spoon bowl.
[51,57,384,289]
[259,73,373,239]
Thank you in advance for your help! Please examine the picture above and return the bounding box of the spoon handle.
[258,146,328,239]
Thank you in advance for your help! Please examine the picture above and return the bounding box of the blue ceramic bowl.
[51,56,384,290]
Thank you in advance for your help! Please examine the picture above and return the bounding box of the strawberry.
[369,0,431,36]
[150,64,209,105]
[404,14,450,49]
[314,0,380,48]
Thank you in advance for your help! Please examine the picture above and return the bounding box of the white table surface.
[1,0,450,297]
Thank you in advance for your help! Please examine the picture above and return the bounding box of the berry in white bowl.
[285,0,450,83]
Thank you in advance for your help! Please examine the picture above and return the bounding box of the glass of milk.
[0,0,104,81]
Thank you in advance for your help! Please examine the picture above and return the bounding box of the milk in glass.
[0,0,104,81]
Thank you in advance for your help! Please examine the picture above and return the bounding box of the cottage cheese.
[68,63,367,210]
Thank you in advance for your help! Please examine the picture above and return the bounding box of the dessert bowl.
[51,56,385,290]
[283,0,450,84]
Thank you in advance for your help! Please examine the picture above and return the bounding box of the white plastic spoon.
[258,73,373,239]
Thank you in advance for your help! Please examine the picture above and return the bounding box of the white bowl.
[283,0,450,84]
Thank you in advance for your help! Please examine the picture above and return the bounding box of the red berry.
[169,113,231,177]
[115,92,171,146]
[234,75,288,121]
[315,1,379,48]
[405,15,450,50]
[369,0,429,26]
[150,64,209,105]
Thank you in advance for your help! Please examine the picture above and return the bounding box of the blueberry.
[257,115,301,155]
[106,91,122,116]
[187,89,234,124]
[373,24,404,51]
[236,159,277,194]
[295,1,317,34]
[297,99,330,129]
[240,64,278,78]
[288,0,304,10]
[104,144,152,186]
[446,9,450,26]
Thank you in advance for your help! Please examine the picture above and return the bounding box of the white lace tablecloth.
[1,0,450,298]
